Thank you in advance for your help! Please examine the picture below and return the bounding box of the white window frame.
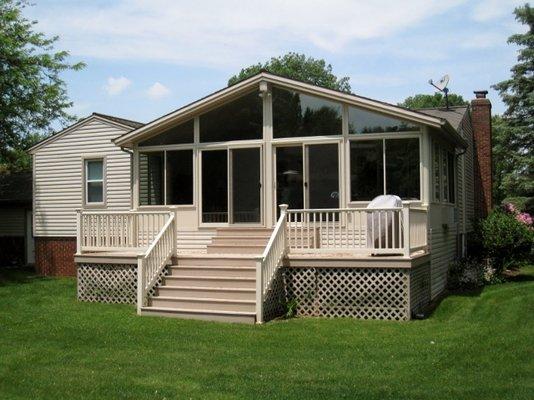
[347,133,422,204]
[82,156,106,208]
[432,140,456,205]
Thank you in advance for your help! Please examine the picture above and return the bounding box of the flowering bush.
[480,207,533,274]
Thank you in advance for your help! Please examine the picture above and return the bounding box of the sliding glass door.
[275,143,339,213]
[201,147,262,224]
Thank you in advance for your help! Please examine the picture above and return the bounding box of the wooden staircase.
[140,227,273,323]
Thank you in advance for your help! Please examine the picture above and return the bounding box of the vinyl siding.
[33,118,133,237]
[429,204,458,298]
[461,113,475,233]
[0,208,25,236]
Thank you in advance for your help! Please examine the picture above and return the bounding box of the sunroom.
[74,73,466,321]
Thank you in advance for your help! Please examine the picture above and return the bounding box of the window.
[139,152,164,205]
[350,138,420,201]
[199,91,262,142]
[140,119,194,146]
[350,140,383,201]
[448,152,455,203]
[432,142,456,204]
[139,150,194,206]
[348,106,420,134]
[273,87,342,138]
[85,159,104,204]
[386,138,420,200]
[433,144,441,201]
[166,150,193,205]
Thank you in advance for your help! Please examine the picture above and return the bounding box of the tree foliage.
[228,52,351,93]
[398,93,468,109]
[491,3,534,199]
[0,0,84,172]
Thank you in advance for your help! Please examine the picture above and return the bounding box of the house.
[29,113,144,275]
[0,172,33,266]
[30,72,492,323]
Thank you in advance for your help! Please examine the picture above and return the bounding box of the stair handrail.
[256,204,288,323]
[137,212,176,314]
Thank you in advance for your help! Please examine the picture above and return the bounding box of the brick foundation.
[35,237,77,276]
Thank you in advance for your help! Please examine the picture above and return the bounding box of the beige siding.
[460,113,475,233]
[0,208,25,236]
[33,118,133,237]
[429,204,458,298]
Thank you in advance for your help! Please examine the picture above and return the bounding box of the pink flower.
[503,203,517,214]
[516,212,533,226]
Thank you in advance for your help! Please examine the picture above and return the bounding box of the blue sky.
[25,0,525,124]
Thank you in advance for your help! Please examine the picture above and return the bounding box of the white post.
[403,206,410,257]
[75,209,82,254]
[137,256,145,315]
[256,259,264,324]
[279,204,288,252]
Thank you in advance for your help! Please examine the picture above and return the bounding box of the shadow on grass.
[0,266,50,287]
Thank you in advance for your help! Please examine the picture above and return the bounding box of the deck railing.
[76,210,172,253]
[286,206,428,257]
[256,204,288,323]
[137,214,176,313]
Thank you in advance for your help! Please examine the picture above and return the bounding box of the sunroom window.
[350,138,420,201]
[139,119,194,146]
[139,150,194,206]
[199,91,262,142]
[85,159,104,204]
[432,143,456,204]
[272,87,342,138]
[348,106,420,134]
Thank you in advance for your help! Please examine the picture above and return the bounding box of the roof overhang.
[114,72,467,148]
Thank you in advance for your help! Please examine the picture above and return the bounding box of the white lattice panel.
[263,269,286,322]
[78,264,137,304]
[77,263,168,305]
[283,267,410,321]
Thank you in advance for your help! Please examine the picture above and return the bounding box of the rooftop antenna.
[428,74,450,110]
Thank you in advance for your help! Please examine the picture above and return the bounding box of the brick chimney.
[471,90,492,218]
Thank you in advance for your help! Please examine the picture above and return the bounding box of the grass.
[0,267,533,400]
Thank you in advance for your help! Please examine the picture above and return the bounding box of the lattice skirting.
[409,262,431,316]
[263,268,286,322]
[77,263,169,305]
[283,267,412,321]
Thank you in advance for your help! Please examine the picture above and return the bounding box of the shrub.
[480,208,533,274]
[448,258,484,290]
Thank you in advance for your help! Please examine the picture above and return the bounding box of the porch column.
[132,144,139,209]
[262,82,274,227]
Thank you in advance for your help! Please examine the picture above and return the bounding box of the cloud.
[31,0,466,68]
[104,76,131,95]
[147,82,170,100]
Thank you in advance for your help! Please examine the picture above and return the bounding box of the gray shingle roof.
[416,106,469,130]
[92,113,144,129]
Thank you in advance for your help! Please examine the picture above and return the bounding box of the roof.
[114,71,468,148]
[91,112,144,129]
[28,113,144,154]
[417,106,469,130]
[0,172,32,206]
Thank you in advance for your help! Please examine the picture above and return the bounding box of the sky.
[24,0,526,124]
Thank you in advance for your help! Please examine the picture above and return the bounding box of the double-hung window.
[85,159,104,205]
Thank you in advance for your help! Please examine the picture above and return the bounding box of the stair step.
[216,228,273,237]
[212,236,270,246]
[150,296,256,312]
[169,266,255,278]
[164,275,256,289]
[176,255,258,267]
[140,306,256,324]
[157,286,255,300]
[207,244,265,255]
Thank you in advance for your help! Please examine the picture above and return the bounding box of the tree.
[0,0,84,172]
[491,3,534,200]
[228,52,351,92]
[398,93,468,109]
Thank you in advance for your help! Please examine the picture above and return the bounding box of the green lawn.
[1,267,533,400]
